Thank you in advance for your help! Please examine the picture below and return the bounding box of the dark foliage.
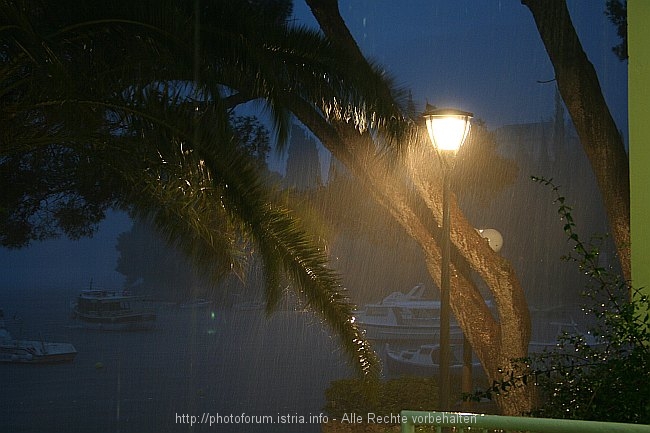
[1,0,385,379]
[469,177,649,424]
[605,0,627,61]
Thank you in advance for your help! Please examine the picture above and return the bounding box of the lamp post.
[423,105,472,410]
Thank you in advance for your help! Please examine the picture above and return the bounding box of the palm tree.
[0,0,408,379]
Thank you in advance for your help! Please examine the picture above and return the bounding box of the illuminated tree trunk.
[286,91,534,414]
[300,0,534,415]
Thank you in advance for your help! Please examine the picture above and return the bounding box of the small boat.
[0,310,77,364]
[353,284,464,341]
[528,319,603,353]
[386,319,603,376]
[179,298,211,309]
[385,343,481,377]
[233,300,265,311]
[72,289,156,331]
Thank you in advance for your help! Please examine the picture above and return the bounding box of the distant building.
[495,90,579,176]
[284,124,322,191]
[479,90,612,308]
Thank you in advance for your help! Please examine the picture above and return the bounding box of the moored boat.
[72,289,156,331]
[385,343,481,377]
[0,309,77,364]
[353,284,464,341]
[528,319,603,353]
[179,298,211,309]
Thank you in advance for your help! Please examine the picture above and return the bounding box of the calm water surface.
[1,288,351,433]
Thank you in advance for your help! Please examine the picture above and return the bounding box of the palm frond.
[2,0,382,379]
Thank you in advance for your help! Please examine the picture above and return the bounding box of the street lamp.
[424,106,472,154]
[423,105,472,410]
[478,228,504,253]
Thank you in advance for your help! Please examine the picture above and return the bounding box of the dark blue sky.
[292,1,626,132]
[0,1,627,291]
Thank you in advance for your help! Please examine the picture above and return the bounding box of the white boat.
[385,343,481,376]
[72,289,156,331]
[528,319,603,353]
[0,310,77,364]
[386,319,603,376]
[353,284,463,341]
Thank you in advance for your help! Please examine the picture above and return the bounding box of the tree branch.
[522,0,631,282]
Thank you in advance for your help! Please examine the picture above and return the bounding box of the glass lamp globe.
[423,106,473,153]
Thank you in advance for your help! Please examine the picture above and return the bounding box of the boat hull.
[360,322,464,342]
[385,344,481,377]
[71,289,157,331]
[386,350,441,376]
[354,284,477,342]
[73,311,157,331]
[0,340,77,364]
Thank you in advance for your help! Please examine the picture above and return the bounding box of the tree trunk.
[302,0,534,415]
[522,0,631,282]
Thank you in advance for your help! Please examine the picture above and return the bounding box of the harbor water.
[1,288,351,433]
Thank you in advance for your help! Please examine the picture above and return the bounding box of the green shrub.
[473,177,650,423]
[324,376,438,419]
[529,177,650,423]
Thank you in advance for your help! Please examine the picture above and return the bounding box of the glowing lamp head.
[423,106,473,153]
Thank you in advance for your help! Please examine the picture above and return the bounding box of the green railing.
[400,411,650,433]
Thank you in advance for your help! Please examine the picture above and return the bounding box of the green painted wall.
[629,1,650,300]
